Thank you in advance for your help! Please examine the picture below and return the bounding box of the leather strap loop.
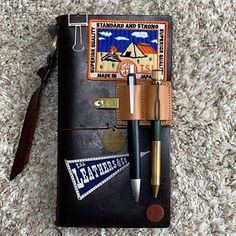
[116,81,172,126]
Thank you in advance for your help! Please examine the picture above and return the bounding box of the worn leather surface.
[56,14,172,228]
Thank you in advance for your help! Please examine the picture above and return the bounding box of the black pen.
[127,64,140,202]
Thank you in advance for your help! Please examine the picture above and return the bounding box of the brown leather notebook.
[56,14,172,228]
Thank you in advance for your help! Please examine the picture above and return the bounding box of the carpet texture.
[0,0,235,235]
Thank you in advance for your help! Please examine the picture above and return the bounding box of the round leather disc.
[101,128,125,153]
[146,204,164,223]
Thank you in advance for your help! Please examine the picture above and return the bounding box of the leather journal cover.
[56,14,172,228]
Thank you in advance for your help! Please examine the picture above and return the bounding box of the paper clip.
[68,13,88,53]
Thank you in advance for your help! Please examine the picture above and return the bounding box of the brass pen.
[151,69,163,198]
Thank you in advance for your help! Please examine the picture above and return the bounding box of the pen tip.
[131,179,141,202]
[129,64,135,73]
[152,185,160,198]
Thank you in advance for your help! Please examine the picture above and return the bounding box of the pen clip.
[128,76,134,114]
[152,69,163,120]
[128,64,135,114]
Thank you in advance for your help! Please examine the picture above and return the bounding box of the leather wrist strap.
[9,35,57,180]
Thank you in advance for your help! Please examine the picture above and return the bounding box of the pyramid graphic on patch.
[120,42,147,58]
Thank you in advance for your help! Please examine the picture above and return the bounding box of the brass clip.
[49,35,58,57]
[93,98,119,109]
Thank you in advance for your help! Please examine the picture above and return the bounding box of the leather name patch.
[65,151,149,200]
[88,19,168,81]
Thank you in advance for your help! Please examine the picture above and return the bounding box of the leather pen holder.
[116,81,172,126]
[93,80,172,127]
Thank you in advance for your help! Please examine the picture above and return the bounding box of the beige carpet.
[0,0,235,235]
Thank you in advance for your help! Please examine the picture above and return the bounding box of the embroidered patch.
[88,19,168,80]
[65,151,149,200]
